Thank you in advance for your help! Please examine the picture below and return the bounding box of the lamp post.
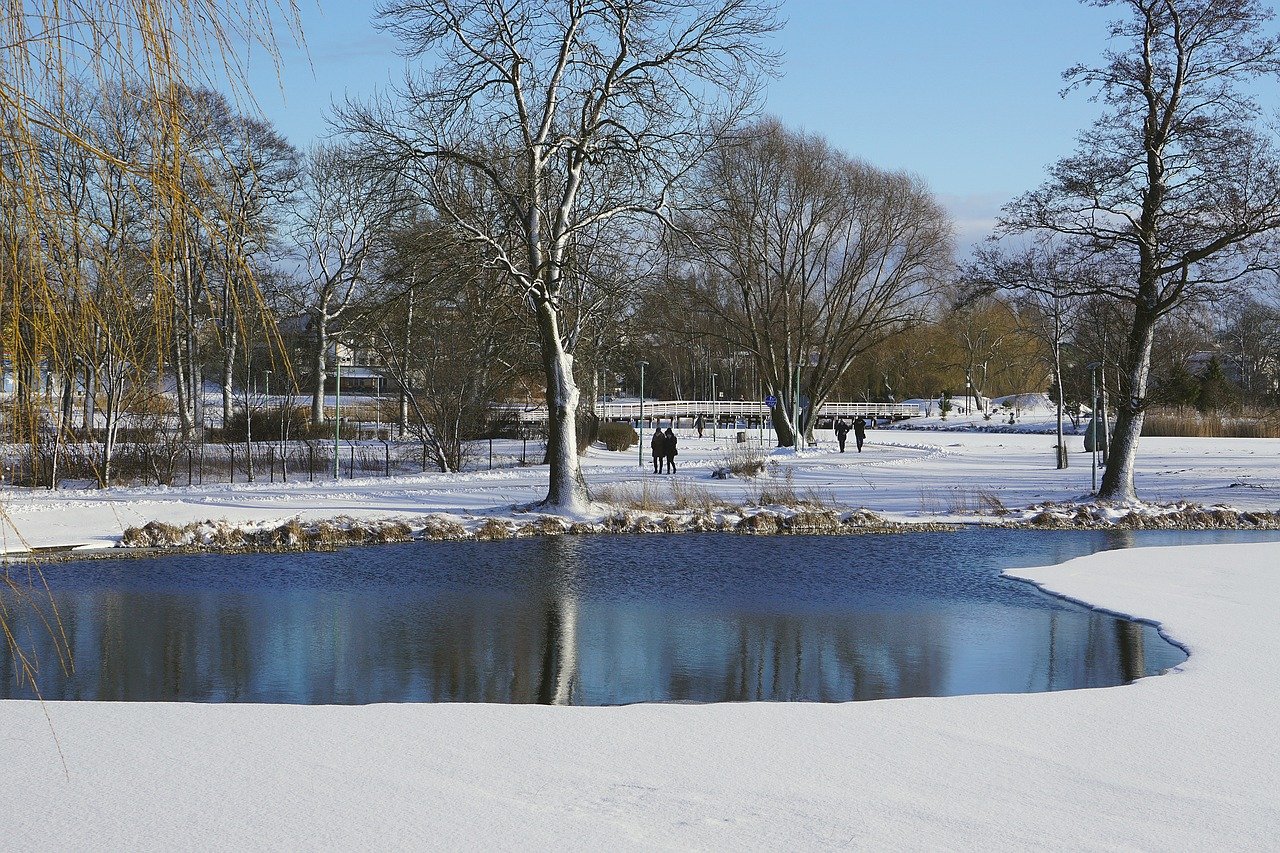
[1087,361,1101,492]
[710,372,717,441]
[1098,365,1109,465]
[264,369,272,480]
[264,370,272,444]
[333,355,342,480]
[637,360,648,469]
[793,349,819,448]
[981,360,989,417]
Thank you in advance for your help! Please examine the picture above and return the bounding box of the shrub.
[720,445,767,477]
[221,406,310,443]
[576,412,600,454]
[598,421,638,451]
[748,466,800,506]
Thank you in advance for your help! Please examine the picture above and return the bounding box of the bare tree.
[1,0,299,436]
[1216,291,1280,398]
[342,0,779,510]
[965,238,1086,466]
[1002,0,1280,502]
[286,145,399,428]
[361,222,535,472]
[669,119,952,446]
[194,93,301,429]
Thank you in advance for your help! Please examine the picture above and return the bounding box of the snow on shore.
[1,540,1278,849]
[3,429,1280,552]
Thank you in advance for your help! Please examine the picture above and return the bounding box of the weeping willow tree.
[1,0,300,701]
[1,0,301,486]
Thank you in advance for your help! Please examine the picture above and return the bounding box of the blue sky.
[242,1,1118,248]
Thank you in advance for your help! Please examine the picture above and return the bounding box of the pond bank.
[98,501,1280,557]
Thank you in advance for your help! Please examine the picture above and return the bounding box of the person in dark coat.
[663,427,678,473]
[853,415,867,452]
[833,418,851,452]
[694,413,705,438]
[650,425,664,473]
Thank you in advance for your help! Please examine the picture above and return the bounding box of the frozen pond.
[5,529,1269,705]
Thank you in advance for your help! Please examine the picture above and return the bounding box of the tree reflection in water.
[0,529,1230,705]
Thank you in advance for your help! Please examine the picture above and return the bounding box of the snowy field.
[2,406,1279,848]
[2,417,1280,552]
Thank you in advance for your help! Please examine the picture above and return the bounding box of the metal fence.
[0,439,466,489]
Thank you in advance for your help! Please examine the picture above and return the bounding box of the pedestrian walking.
[650,424,663,473]
[853,415,867,452]
[694,413,705,438]
[834,418,851,452]
[663,427,678,473]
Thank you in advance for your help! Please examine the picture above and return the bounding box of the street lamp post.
[711,372,717,441]
[1087,361,1101,492]
[981,360,989,417]
[333,356,342,480]
[637,360,648,469]
[264,370,272,480]
[792,349,819,448]
[1098,365,1109,465]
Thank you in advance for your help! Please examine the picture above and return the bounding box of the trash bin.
[736,431,747,443]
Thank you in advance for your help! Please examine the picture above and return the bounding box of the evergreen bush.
[598,421,638,451]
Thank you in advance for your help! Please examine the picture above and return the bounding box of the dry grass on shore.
[1141,406,1280,438]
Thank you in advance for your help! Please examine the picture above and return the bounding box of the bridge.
[497,399,922,425]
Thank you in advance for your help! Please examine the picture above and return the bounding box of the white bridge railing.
[495,400,922,424]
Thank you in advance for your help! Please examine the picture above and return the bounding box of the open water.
[4,529,1270,705]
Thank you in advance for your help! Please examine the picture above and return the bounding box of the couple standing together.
[834,416,867,452]
[651,427,678,473]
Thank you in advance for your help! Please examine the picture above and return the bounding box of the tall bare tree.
[287,145,400,428]
[965,238,1087,467]
[1002,0,1280,502]
[342,0,779,511]
[362,223,534,472]
[668,119,952,446]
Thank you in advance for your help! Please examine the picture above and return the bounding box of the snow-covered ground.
[3,410,1279,848]
[3,423,1278,551]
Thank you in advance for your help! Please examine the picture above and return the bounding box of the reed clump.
[1140,405,1280,438]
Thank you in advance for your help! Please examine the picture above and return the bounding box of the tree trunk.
[1098,306,1157,502]
[101,372,122,488]
[312,315,328,427]
[173,252,196,438]
[82,361,96,438]
[60,371,74,435]
[535,298,588,511]
[398,298,412,436]
[769,392,798,448]
[222,324,237,428]
[172,310,192,438]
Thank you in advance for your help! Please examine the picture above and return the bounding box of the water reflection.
[2,529,1260,706]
